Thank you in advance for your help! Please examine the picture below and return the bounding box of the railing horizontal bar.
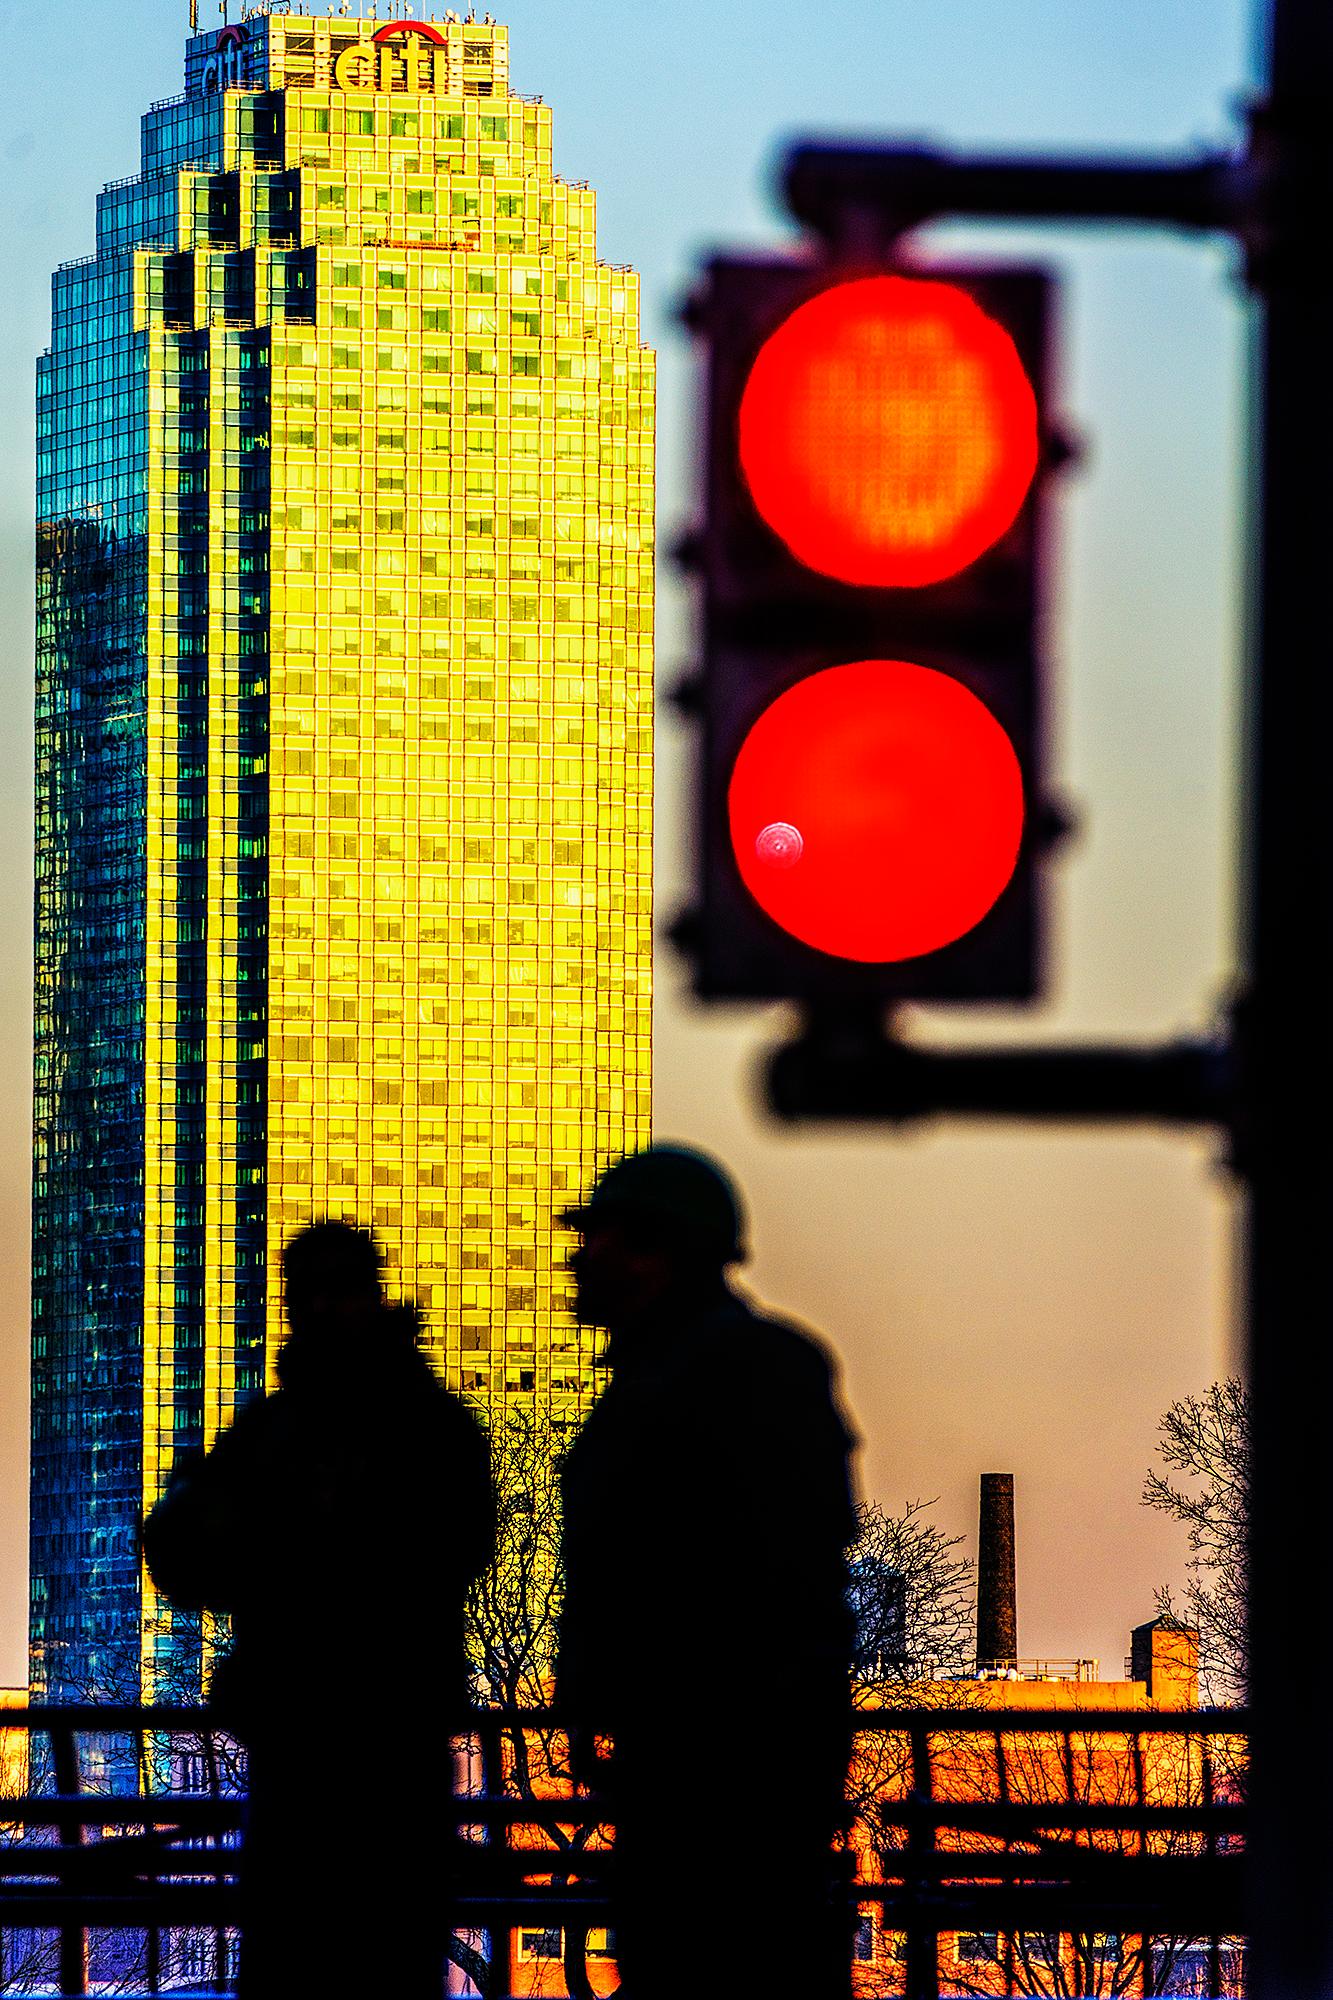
[0,1837,1242,1884]
[871,1804,1247,1830]
[863,1855,1246,1882]
[10,1703,1249,1735]
[851,1707,1249,1734]
[0,1892,242,1923]
[863,1899,1243,1930]
[0,1890,612,1923]
[0,1795,1244,1832]
[0,1886,1241,1914]
[0,1800,242,1826]
[0,1890,1244,1932]
[870,1900,1242,1935]
[0,1700,1250,1975]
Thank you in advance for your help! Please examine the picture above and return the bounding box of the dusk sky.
[0,0,1253,1685]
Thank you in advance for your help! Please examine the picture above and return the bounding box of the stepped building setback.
[33,11,654,1698]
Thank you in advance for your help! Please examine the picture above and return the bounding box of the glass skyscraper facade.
[33,12,654,1699]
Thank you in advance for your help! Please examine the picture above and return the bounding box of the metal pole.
[49,1721,88,1999]
[765,1014,1230,1126]
[783,144,1243,242]
[1245,1,1333,1993]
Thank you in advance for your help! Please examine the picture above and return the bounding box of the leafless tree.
[466,1407,564,1717]
[848,1496,975,1689]
[1143,1380,1249,1707]
[457,1409,606,2000]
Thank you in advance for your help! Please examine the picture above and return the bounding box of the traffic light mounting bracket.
[751,131,1262,1129]
[781,141,1252,255]
[764,1007,1235,1133]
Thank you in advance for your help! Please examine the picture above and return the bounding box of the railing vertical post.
[49,1721,87,1999]
[136,1720,161,1998]
[1200,1734,1222,2000]
[200,1724,229,1994]
[995,1724,1017,1999]
[1129,1727,1147,1855]
[476,1716,511,2000]
[903,1718,938,2000]
[1130,1724,1150,1992]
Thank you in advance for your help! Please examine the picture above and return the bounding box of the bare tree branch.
[1143,1381,1249,1707]
[848,1496,974,1688]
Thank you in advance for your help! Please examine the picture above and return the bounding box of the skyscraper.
[33,11,654,1699]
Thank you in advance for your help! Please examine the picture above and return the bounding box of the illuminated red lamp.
[737,276,1038,588]
[728,658,1024,963]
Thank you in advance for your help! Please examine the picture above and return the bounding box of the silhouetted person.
[555,1146,858,2000]
[143,1221,494,1999]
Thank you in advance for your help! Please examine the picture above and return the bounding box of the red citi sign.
[335,22,450,92]
[201,21,248,92]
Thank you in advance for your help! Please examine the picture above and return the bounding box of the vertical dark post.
[903,1717,939,2000]
[1246,2,1333,1992]
[49,1721,88,1998]
[976,1473,1018,1671]
[202,1725,226,1996]
[475,1715,512,2000]
[1202,1738,1221,2000]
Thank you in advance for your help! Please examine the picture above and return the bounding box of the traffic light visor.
[728,658,1025,963]
[737,277,1039,588]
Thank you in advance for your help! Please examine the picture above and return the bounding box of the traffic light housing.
[679,253,1060,1003]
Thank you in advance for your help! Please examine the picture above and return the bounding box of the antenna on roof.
[190,0,198,30]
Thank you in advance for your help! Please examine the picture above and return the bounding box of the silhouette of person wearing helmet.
[556,1145,858,2000]
[143,1220,494,1998]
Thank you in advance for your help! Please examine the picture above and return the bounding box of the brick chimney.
[976,1472,1018,1671]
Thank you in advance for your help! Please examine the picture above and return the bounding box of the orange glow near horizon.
[737,276,1038,588]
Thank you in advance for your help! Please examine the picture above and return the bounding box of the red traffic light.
[727,658,1024,963]
[737,276,1038,588]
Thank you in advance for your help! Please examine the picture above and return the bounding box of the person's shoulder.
[436,1380,491,1453]
[391,1323,490,1453]
[715,1291,836,1380]
[209,1386,284,1458]
[714,1291,858,1440]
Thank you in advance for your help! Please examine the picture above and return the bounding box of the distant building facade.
[473,1621,1230,2000]
[850,1622,1244,1999]
[32,12,653,1697]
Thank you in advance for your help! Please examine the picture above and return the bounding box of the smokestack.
[976,1472,1018,1671]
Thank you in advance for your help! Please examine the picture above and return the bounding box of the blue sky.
[0,0,1255,1682]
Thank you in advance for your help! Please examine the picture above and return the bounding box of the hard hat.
[559,1143,746,1262]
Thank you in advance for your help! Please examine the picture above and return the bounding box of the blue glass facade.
[32,89,257,1700]
[34,263,150,1699]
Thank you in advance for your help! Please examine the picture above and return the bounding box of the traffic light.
[679,254,1060,1003]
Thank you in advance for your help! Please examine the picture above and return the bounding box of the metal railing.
[0,1703,1247,1998]
[976,1659,1102,1682]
